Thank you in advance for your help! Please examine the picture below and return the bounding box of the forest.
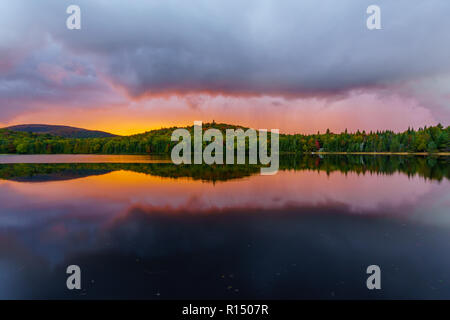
[0,122,448,155]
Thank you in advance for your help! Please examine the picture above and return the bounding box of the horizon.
[2,121,447,137]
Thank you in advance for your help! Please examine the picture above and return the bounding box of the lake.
[0,154,449,299]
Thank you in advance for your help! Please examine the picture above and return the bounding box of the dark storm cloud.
[57,0,450,96]
[1,0,450,117]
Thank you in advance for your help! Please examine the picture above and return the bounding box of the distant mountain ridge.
[4,124,117,138]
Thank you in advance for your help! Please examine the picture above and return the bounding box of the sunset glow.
[1,2,448,134]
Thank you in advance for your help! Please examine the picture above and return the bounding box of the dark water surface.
[0,155,449,299]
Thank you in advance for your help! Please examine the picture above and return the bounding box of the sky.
[0,0,449,135]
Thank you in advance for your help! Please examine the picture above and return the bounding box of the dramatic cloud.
[0,0,449,130]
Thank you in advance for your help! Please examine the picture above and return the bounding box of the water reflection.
[0,155,449,299]
[0,154,172,164]
[0,154,448,182]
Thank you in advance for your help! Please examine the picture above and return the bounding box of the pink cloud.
[2,88,439,135]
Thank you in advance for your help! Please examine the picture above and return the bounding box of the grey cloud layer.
[1,0,450,116]
[56,0,450,95]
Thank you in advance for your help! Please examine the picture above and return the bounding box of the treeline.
[0,128,174,154]
[0,123,448,154]
[280,124,449,153]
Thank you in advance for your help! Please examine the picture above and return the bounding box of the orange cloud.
[2,90,438,136]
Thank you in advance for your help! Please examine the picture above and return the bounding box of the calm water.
[0,155,449,299]
[0,154,172,164]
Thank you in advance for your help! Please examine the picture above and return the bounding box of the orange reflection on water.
[1,169,438,215]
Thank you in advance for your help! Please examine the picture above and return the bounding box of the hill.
[4,124,116,138]
[0,122,448,154]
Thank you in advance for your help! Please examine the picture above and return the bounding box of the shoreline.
[0,152,449,156]
[311,152,450,156]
